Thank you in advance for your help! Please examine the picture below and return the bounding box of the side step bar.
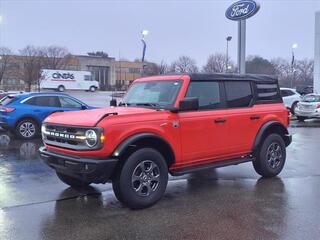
[171,156,254,176]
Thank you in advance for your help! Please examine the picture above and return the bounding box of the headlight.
[85,129,98,147]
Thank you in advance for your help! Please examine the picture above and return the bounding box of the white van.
[40,69,99,92]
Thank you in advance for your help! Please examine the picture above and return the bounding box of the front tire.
[56,172,90,188]
[58,85,65,92]
[15,119,39,139]
[253,134,286,178]
[291,102,298,115]
[112,148,168,209]
[297,116,307,122]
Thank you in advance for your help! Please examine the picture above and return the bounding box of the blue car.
[0,92,94,139]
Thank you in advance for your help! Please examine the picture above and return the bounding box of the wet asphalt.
[0,97,320,239]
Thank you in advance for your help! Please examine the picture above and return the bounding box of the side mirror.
[110,99,117,107]
[81,105,88,110]
[179,97,199,111]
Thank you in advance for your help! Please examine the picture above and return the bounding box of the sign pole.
[238,20,246,74]
[226,0,260,74]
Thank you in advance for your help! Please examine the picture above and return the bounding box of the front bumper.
[39,146,118,184]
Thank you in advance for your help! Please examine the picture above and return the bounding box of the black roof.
[188,73,278,83]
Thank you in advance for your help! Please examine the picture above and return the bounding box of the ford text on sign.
[226,0,260,21]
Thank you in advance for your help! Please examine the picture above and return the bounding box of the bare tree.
[19,45,45,92]
[157,60,169,74]
[43,45,71,69]
[170,56,198,73]
[0,47,13,84]
[295,59,314,84]
[271,58,314,87]
[202,53,235,73]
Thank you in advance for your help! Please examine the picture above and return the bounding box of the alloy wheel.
[131,160,160,197]
[19,121,36,138]
[266,142,283,169]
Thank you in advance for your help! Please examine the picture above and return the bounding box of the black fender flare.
[112,133,175,161]
[252,121,290,152]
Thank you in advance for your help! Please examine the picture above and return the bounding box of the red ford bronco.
[40,74,292,209]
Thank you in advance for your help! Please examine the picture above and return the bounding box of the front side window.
[186,81,221,110]
[84,75,92,81]
[225,81,253,108]
[59,97,82,108]
[123,80,182,108]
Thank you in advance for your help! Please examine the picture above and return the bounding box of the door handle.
[214,118,226,123]
[250,115,260,120]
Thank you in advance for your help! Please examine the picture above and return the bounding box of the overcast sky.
[0,0,319,66]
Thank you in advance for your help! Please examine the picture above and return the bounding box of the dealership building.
[0,53,146,91]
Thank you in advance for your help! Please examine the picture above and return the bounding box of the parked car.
[296,85,313,95]
[0,92,94,139]
[280,88,301,115]
[295,94,320,121]
[40,73,291,209]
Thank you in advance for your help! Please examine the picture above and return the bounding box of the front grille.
[42,124,102,150]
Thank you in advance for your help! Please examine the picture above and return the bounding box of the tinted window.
[59,97,82,108]
[225,81,253,108]
[24,96,61,107]
[255,83,282,103]
[186,81,221,110]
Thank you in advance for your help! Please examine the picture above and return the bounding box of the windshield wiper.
[134,103,161,108]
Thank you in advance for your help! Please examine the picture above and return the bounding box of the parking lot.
[0,90,320,240]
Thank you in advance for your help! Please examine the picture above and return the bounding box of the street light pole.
[226,36,232,72]
[291,43,298,88]
[141,30,148,76]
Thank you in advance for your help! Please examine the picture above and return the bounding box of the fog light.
[85,130,97,148]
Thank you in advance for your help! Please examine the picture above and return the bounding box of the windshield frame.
[122,80,183,109]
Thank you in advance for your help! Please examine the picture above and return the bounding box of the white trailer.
[40,69,99,92]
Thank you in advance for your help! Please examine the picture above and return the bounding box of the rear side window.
[225,81,253,108]
[186,81,221,110]
[255,83,282,103]
[24,96,61,107]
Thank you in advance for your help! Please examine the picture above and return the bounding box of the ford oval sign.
[226,0,260,21]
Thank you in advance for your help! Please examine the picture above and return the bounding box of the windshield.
[122,80,182,108]
[302,94,320,103]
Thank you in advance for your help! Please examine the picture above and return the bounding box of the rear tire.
[89,86,97,92]
[15,118,39,139]
[56,172,90,188]
[253,134,286,178]
[112,148,168,209]
[58,85,65,92]
[297,116,306,122]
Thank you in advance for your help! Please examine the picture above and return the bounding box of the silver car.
[295,94,320,121]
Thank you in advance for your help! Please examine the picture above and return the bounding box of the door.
[179,81,229,165]
[222,81,259,156]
